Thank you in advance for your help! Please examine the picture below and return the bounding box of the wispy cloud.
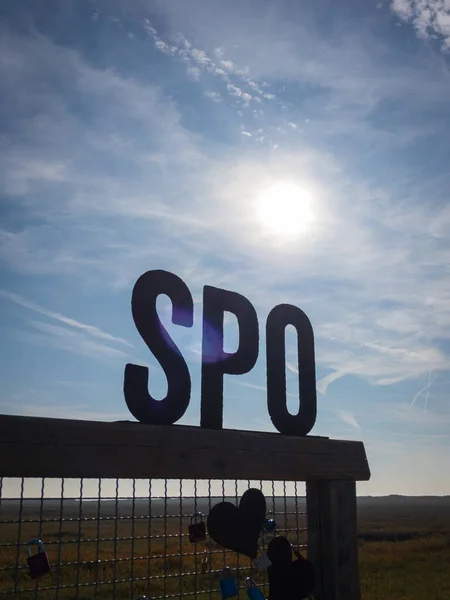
[286,362,298,375]
[230,380,267,393]
[411,369,433,410]
[142,16,274,112]
[0,396,131,422]
[344,400,450,434]
[204,91,222,102]
[2,0,450,496]
[337,410,361,431]
[1,5,450,401]
[316,370,347,395]
[0,290,133,348]
[20,321,131,361]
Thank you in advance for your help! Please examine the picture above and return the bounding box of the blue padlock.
[246,578,265,600]
[220,567,238,599]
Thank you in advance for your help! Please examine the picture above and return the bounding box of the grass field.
[1,496,449,599]
[358,497,450,600]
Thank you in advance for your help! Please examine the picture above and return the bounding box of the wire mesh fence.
[0,478,307,600]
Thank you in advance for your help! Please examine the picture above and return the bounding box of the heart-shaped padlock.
[207,489,266,559]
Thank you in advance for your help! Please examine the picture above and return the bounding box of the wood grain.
[0,415,370,481]
[306,480,361,600]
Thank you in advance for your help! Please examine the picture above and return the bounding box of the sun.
[256,181,314,236]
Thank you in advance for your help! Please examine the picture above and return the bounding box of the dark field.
[1,496,449,599]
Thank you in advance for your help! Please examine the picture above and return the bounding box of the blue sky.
[1,0,450,496]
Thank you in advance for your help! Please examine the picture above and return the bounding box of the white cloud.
[226,83,240,96]
[190,47,211,67]
[154,0,450,137]
[338,410,361,431]
[204,90,222,102]
[2,0,450,497]
[154,39,171,53]
[221,59,235,72]
[141,19,275,119]
[2,15,450,399]
[15,320,131,361]
[410,370,433,407]
[286,362,298,375]
[387,402,450,427]
[316,370,347,395]
[391,0,450,50]
[225,83,252,104]
[0,290,133,347]
[391,0,413,19]
[187,63,201,80]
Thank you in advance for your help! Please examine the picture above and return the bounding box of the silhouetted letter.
[201,286,259,429]
[124,269,193,425]
[266,304,316,436]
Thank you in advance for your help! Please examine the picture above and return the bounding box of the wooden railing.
[0,414,370,600]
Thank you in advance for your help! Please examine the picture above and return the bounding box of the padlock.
[201,549,210,574]
[261,518,276,533]
[246,578,265,600]
[26,539,51,579]
[188,512,206,543]
[220,567,238,599]
[254,550,272,571]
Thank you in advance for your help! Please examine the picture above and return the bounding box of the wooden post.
[307,480,361,600]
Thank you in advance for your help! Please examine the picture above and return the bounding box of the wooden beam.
[306,480,361,600]
[0,415,370,481]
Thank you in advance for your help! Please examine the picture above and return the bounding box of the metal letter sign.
[124,269,317,436]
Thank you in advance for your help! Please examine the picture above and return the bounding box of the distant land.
[1,495,449,519]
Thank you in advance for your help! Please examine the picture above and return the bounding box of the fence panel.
[0,477,307,600]
[0,415,370,600]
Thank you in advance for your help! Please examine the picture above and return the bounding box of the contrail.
[411,369,433,408]
[424,370,432,414]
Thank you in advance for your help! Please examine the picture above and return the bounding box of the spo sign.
[124,269,317,437]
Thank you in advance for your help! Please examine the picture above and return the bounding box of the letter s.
[124,269,194,425]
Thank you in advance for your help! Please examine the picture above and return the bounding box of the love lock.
[255,550,272,572]
[189,512,206,543]
[266,536,315,600]
[201,549,211,574]
[26,539,51,579]
[246,578,265,600]
[262,518,277,534]
[220,567,238,599]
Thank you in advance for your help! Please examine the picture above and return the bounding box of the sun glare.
[256,182,314,236]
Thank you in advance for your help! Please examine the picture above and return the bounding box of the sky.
[1,0,450,497]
